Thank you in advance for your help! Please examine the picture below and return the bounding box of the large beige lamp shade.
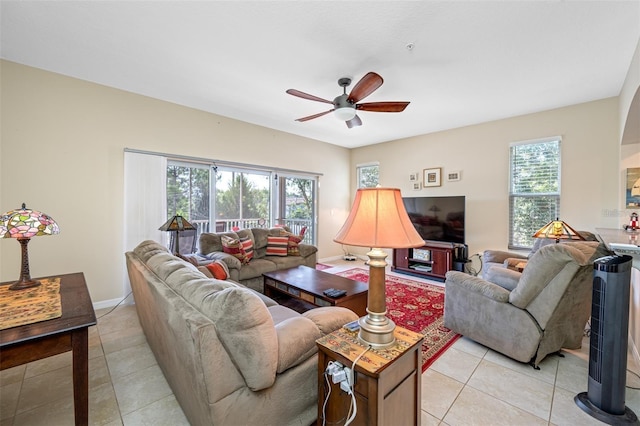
[334,188,424,348]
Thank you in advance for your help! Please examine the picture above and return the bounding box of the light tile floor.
[2,258,640,425]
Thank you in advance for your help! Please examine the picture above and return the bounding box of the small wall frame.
[446,170,461,182]
[423,168,441,187]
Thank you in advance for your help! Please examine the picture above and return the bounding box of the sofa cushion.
[266,255,308,270]
[266,236,289,256]
[238,258,278,281]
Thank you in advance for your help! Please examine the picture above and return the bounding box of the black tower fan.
[575,254,639,424]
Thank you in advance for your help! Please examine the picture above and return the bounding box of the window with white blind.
[509,138,561,249]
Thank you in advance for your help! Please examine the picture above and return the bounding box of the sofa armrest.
[302,306,359,336]
[298,243,318,258]
[483,250,527,265]
[445,271,511,303]
[274,316,322,373]
[203,251,242,271]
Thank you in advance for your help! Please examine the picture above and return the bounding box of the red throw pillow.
[287,234,304,256]
[221,235,248,264]
[206,260,229,280]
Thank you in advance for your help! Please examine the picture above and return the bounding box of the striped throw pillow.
[266,236,289,256]
[221,235,249,264]
[240,236,254,262]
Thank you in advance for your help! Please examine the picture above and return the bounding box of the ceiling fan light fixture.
[334,106,356,121]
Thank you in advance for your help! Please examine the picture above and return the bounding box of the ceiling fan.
[286,72,410,128]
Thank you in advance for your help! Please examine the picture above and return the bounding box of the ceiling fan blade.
[286,89,333,104]
[295,109,334,122]
[347,72,383,103]
[346,115,362,129]
[356,101,410,112]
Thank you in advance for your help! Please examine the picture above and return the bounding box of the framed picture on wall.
[409,172,419,182]
[423,168,441,187]
[627,167,640,208]
[447,170,461,182]
[413,182,422,190]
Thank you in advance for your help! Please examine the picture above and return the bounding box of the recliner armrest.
[445,271,510,302]
[483,250,527,265]
[483,266,521,291]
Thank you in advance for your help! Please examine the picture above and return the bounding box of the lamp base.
[357,247,397,349]
[9,237,40,291]
[9,278,41,291]
[358,315,396,349]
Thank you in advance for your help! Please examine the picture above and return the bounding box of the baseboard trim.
[93,296,134,311]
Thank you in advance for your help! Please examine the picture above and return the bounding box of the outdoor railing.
[190,218,314,246]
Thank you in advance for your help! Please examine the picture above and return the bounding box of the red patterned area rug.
[336,268,460,372]
[316,263,333,271]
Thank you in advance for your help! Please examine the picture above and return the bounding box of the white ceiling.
[2,1,640,148]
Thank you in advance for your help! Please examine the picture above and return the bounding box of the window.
[214,167,271,230]
[509,138,561,249]
[166,159,318,247]
[357,163,379,188]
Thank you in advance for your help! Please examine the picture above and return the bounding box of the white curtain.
[123,151,167,293]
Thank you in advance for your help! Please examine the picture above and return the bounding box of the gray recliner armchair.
[444,241,611,367]
[482,230,598,280]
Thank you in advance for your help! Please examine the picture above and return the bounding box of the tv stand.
[392,241,456,281]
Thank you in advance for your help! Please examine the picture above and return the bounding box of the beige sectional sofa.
[126,240,357,426]
[198,226,317,293]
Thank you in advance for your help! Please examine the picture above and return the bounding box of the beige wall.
[0,60,352,304]
[0,58,630,308]
[351,98,620,257]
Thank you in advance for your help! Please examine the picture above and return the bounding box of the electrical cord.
[467,253,482,276]
[344,345,371,426]
[321,370,331,426]
[96,291,133,319]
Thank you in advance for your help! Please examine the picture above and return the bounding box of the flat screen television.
[402,196,465,244]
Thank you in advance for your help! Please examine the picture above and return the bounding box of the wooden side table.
[316,326,424,426]
[0,272,96,426]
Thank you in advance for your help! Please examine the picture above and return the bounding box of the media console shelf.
[392,241,455,281]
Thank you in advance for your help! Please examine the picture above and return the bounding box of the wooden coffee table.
[263,266,368,316]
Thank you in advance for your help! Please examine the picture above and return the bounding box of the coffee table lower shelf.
[262,266,368,316]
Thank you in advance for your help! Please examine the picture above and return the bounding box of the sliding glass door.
[166,160,318,248]
[276,174,316,244]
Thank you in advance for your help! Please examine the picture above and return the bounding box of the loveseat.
[125,240,357,426]
[444,241,610,367]
[197,226,317,293]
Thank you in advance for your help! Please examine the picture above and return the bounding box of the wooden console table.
[316,326,423,425]
[0,272,96,425]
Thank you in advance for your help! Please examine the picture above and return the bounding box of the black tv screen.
[402,196,465,244]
